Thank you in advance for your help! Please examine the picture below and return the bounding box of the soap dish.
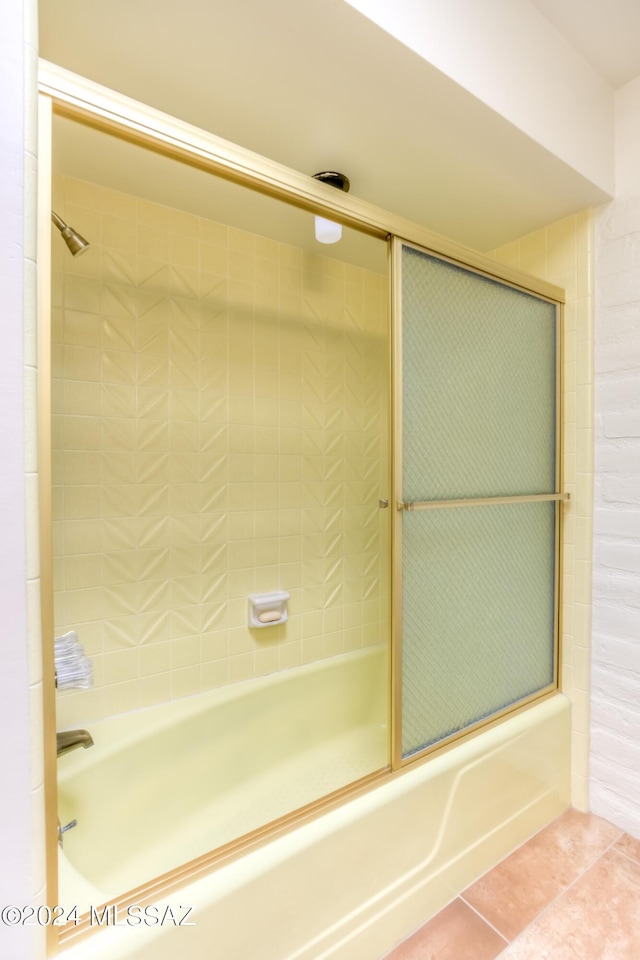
[248,590,290,628]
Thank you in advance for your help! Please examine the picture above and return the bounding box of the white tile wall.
[1,1,46,959]
[592,83,640,834]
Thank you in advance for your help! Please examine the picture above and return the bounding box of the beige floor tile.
[498,849,640,959]
[463,808,622,940]
[614,832,640,865]
[384,898,506,960]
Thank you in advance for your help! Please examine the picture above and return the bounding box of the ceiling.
[40,0,632,253]
[529,0,640,89]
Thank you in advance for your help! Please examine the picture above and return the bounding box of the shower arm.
[51,211,66,232]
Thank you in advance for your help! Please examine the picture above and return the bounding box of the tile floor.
[382,808,640,960]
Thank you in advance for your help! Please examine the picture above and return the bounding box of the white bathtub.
[58,652,570,960]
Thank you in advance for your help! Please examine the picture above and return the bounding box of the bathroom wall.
[51,175,389,728]
[488,209,595,811]
[0,1,46,959]
[591,75,640,838]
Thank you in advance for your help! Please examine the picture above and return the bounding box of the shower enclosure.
[394,243,561,761]
[38,62,566,948]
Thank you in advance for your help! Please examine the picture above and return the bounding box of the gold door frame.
[37,60,565,949]
[390,237,564,769]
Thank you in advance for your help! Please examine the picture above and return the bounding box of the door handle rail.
[398,492,571,511]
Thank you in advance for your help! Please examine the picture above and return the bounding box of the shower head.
[51,211,90,257]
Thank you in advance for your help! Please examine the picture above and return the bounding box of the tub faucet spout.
[57,729,94,757]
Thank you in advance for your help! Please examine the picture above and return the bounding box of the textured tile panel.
[53,176,389,723]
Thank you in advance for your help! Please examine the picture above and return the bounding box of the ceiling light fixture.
[312,171,350,244]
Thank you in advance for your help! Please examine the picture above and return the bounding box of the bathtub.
[58,652,570,960]
[58,645,388,905]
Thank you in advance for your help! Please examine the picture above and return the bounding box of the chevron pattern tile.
[52,175,390,725]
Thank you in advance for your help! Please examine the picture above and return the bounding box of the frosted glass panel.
[401,502,556,758]
[402,247,557,501]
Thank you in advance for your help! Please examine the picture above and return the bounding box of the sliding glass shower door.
[394,241,562,761]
